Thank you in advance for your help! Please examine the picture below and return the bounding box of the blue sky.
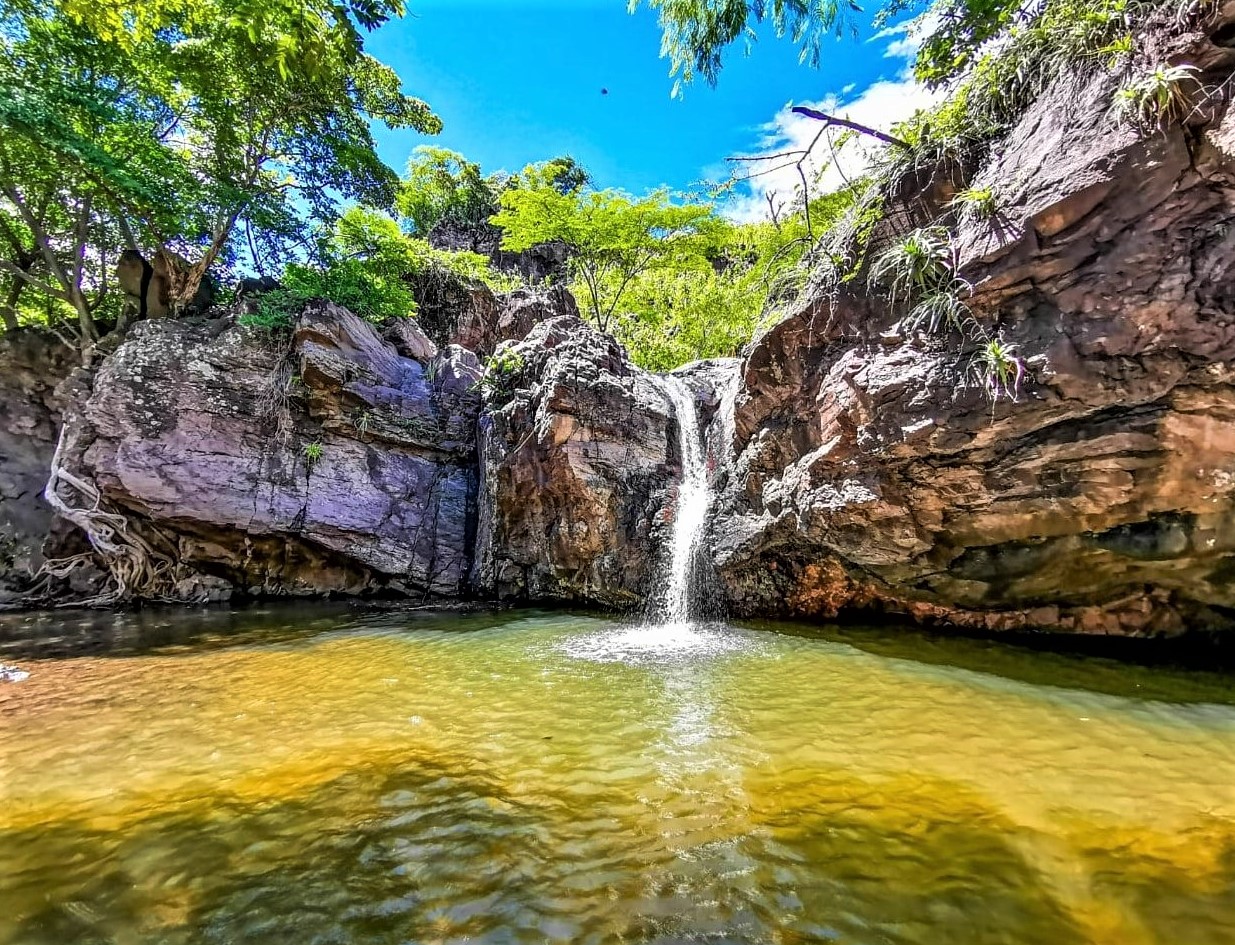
[367,0,933,217]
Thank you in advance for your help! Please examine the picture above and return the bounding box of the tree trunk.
[70,285,98,348]
[0,276,20,332]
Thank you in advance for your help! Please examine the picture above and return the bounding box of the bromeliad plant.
[870,226,977,335]
[1110,64,1201,130]
[868,226,954,308]
[949,186,999,225]
[969,337,1026,403]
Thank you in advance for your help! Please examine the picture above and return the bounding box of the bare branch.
[790,107,911,149]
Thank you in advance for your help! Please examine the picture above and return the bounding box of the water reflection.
[1,609,1235,944]
[559,619,757,666]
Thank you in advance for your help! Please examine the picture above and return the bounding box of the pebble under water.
[1,607,1235,945]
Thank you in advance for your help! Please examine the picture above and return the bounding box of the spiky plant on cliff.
[1110,64,1202,130]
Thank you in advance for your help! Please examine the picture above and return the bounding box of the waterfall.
[654,375,713,626]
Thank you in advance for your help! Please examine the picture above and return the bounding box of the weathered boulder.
[471,316,680,607]
[711,14,1235,635]
[53,302,481,600]
[452,285,579,358]
[410,274,577,358]
[428,219,570,284]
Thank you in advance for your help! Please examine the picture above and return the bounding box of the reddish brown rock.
[711,14,1235,636]
[471,316,679,607]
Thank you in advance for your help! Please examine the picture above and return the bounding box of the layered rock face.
[710,15,1235,634]
[22,15,1235,637]
[0,332,74,588]
[471,316,679,607]
[54,302,481,599]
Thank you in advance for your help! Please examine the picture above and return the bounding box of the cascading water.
[654,375,713,626]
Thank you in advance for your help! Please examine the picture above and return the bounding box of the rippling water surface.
[2,607,1235,944]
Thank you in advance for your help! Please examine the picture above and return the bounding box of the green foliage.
[949,186,999,224]
[395,147,503,239]
[905,286,975,335]
[239,206,511,332]
[1110,64,1200,129]
[521,156,592,195]
[476,346,525,404]
[303,440,324,471]
[894,0,1025,87]
[494,185,721,328]
[611,216,812,370]
[1,0,439,345]
[872,0,1136,189]
[969,337,1025,402]
[0,12,196,342]
[870,227,977,335]
[868,227,952,307]
[633,0,859,93]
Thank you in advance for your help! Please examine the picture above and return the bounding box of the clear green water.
[2,607,1235,945]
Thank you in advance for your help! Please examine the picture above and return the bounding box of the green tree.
[607,213,817,369]
[0,13,193,344]
[0,0,440,341]
[633,0,860,92]
[493,186,719,330]
[877,0,1024,86]
[242,206,516,332]
[395,147,504,243]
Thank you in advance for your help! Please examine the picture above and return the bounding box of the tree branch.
[789,107,911,149]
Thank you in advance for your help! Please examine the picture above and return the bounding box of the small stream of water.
[655,375,713,626]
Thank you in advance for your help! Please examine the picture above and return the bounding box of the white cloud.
[719,13,942,223]
[722,74,940,222]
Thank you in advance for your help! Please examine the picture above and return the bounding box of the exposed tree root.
[38,426,183,605]
[255,354,298,443]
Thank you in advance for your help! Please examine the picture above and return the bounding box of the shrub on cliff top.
[239,207,514,333]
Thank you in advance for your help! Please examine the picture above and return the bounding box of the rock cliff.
[0,332,74,597]
[10,10,1235,638]
[50,303,481,600]
[471,316,680,607]
[710,9,1235,634]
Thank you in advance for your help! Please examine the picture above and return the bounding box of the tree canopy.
[634,0,861,92]
[0,0,438,347]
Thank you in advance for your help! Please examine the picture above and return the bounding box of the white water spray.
[655,376,713,626]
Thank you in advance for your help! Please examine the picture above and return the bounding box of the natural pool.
[1,607,1234,945]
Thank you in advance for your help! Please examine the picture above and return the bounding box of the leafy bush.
[239,207,515,333]
[877,0,1137,186]
[239,259,416,332]
[476,346,525,403]
[395,147,505,239]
